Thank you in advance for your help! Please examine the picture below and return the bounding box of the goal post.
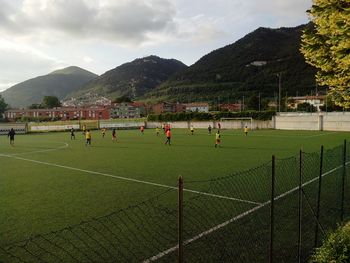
[219,117,253,130]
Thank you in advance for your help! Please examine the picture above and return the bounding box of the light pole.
[258,92,261,112]
[277,73,282,113]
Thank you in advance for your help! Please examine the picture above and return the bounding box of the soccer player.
[215,130,221,148]
[165,129,171,146]
[8,128,15,146]
[82,124,86,135]
[217,122,221,130]
[190,125,194,135]
[112,128,117,141]
[208,125,212,134]
[101,128,106,138]
[85,130,92,146]
[140,126,145,134]
[70,128,75,140]
[156,127,160,136]
[244,126,249,136]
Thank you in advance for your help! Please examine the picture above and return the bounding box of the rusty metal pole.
[178,176,184,263]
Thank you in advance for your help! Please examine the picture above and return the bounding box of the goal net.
[219,117,253,130]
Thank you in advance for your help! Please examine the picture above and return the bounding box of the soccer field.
[0,128,349,262]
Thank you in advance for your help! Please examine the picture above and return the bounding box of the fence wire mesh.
[1,142,349,263]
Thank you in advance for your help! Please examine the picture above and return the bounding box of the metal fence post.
[297,150,303,263]
[269,155,276,263]
[314,145,324,248]
[178,176,184,263]
[341,140,347,222]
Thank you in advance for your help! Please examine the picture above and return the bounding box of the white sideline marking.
[0,154,259,205]
[143,162,348,262]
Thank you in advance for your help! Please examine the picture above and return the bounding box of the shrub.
[147,111,275,122]
[311,223,350,263]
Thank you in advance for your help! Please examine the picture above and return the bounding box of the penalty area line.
[0,154,259,205]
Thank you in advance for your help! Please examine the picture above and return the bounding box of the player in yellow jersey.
[190,125,194,135]
[85,130,92,146]
[244,126,249,136]
[156,127,160,136]
[101,128,106,138]
[215,130,221,148]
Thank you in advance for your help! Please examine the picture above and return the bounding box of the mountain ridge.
[66,55,188,100]
[1,66,98,108]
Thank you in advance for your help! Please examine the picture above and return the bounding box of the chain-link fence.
[1,141,349,262]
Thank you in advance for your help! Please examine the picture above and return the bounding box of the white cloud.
[0,39,65,91]
[83,56,94,63]
[0,0,312,93]
[0,0,177,45]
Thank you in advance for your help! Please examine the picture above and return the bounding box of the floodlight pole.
[277,73,282,113]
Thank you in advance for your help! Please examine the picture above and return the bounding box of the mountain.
[66,56,187,100]
[1,66,98,108]
[143,24,317,103]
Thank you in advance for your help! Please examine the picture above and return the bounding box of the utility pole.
[258,92,261,112]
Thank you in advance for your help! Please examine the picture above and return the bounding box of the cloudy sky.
[0,0,312,92]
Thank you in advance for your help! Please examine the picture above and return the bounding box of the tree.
[29,103,44,109]
[247,94,260,110]
[297,102,317,112]
[0,95,8,118]
[113,95,132,103]
[300,0,350,108]
[42,96,61,108]
[319,95,343,111]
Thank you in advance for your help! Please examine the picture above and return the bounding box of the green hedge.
[311,223,350,263]
[147,111,275,121]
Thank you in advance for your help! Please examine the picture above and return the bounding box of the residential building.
[288,95,326,112]
[219,103,242,112]
[184,103,209,113]
[4,106,110,121]
[110,102,145,119]
[152,102,185,114]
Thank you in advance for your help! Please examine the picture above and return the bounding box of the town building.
[184,103,209,113]
[110,102,146,119]
[288,95,326,112]
[152,102,185,114]
[4,106,110,121]
[219,103,242,112]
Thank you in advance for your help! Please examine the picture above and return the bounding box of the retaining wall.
[275,112,350,131]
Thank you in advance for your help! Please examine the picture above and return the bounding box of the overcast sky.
[0,0,312,92]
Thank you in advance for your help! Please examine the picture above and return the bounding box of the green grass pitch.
[0,128,348,259]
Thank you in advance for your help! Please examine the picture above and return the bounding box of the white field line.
[0,142,69,156]
[303,132,337,138]
[12,143,69,156]
[223,132,336,139]
[143,162,348,262]
[0,154,259,205]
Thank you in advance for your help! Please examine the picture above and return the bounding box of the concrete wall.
[0,123,27,134]
[275,112,350,131]
[146,120,272,130]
